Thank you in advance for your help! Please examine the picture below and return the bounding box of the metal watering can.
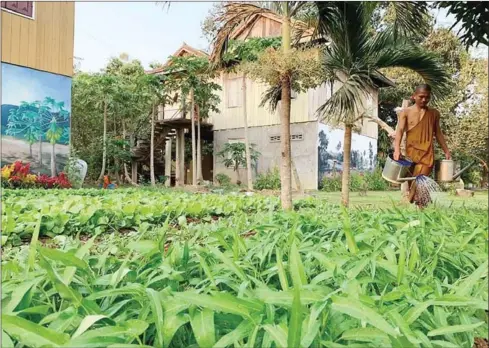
[382,155,476,184]
[382,155,417,184]
[435,159,476,182]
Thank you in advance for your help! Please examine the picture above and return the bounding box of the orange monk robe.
[405,109,437,205]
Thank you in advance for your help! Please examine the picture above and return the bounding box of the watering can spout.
[452,161,476,181]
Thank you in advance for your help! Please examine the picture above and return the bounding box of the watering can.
[381,154,417,184]
[435,160,476,182]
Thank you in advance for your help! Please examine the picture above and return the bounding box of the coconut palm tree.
[314,1,450,206]
[211,2,317,209]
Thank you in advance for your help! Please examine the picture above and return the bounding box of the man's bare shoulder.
[399,105,416,117]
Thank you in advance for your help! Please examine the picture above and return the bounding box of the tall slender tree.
[211,2,321,209]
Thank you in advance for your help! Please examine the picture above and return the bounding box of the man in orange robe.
[394,84,451,207]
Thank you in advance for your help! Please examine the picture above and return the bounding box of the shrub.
[255,167,281,190]
[320,176,341,192]
[364,169,389,191]
[320,170,388,192]
[215,173,231,186]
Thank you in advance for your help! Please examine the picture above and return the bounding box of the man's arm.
[434,110,451,160]
[393,110,407,160]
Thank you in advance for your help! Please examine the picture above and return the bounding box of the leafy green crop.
[1,189,487,347]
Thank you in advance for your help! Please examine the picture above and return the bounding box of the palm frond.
[388,2,430,41]
[316,73,375,125]
[209,3,275,66]
[370,45,451,98]
[260,84,282,112]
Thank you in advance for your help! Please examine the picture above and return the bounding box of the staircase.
[130,121,176,162]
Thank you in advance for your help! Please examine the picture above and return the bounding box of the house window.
[1,1,34,18]
[226,78,242,108]
[269,134,303,142]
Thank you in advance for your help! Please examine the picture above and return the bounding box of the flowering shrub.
[1,161,71,189]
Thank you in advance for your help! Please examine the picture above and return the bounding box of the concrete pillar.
[165,136,172,187]
[131,161,138,183]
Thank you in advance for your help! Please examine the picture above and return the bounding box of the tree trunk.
[122,121,139,186]
[29,143,33,158]
[242,74,253,191]
[98,99,108,181]
[341,125,353,207]
[279,4,293,210]
[150,102,156,186]
[50,143,56,177]
[291,158,302,194]
[197,104,203,183]
[236,167,241,185]
[280,76,293,210]
[190,88,197,187]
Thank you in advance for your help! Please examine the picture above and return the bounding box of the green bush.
[255,167,281,190]
[215,173,231,186]
[320,169,388,192]
[319,175,342,192]
[364,169,389,191]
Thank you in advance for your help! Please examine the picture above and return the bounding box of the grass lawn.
[309,190,488,209]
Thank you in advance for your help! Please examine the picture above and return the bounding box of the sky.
[2,62,72,108]
[74,2,214,72]
[74,2,488,73]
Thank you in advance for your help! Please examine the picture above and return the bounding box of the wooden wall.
[163,73,378,139]
[1,1,75,77]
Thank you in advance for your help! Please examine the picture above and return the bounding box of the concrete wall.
[213,121,318,190]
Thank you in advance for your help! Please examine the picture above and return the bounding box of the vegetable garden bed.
[1,189,487,347]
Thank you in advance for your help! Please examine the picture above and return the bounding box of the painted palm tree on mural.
[5,103,40,158]
[313,1,450,206]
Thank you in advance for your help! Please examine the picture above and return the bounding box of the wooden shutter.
[1,1,34,18]
[227,78,242,108]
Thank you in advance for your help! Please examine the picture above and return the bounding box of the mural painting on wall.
[1,63,72,176]
[318,124,377,182]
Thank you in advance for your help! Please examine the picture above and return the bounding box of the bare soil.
[474,338,488,348]
[1,136,69,174]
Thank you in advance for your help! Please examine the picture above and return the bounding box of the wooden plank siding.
[162,72,378,139]
[159,14,379,139]
[1,1,75,77]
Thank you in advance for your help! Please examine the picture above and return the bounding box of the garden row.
[1,188,318,246]
[1,189,487,347]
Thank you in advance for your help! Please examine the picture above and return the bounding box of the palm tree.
[314,2,450,206]
[210,2,314,209]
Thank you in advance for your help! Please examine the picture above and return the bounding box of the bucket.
[382,154,414,184]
